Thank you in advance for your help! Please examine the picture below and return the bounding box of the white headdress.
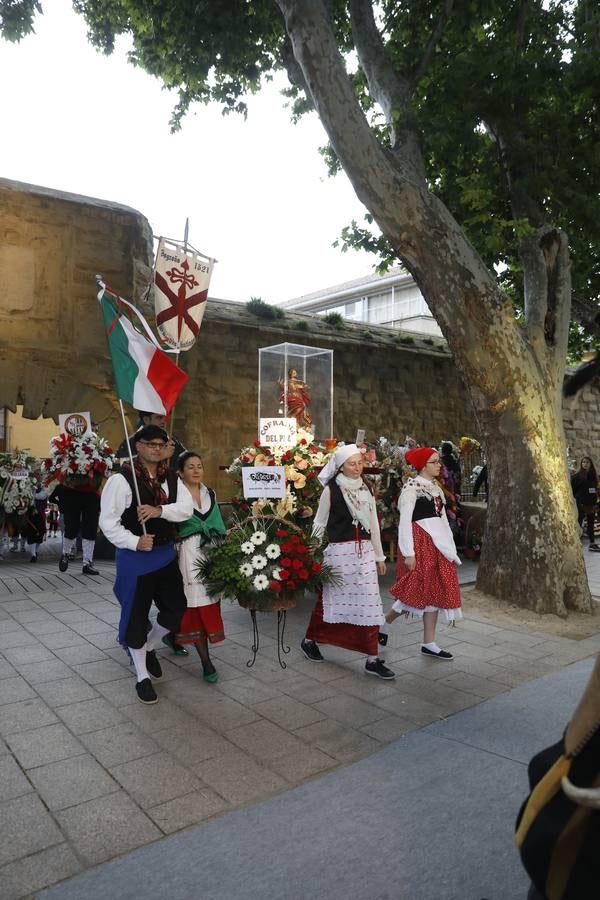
[318,444,362,486]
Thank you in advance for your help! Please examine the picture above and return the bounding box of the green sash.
[178,499,226,544]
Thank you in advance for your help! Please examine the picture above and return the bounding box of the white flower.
[253,573,269,591]
[252,554,267,570]
[241,541,254,555]
[251,531,267,545]
[239,562,253,577]
[271,567,282,581]
[265,543,280,559]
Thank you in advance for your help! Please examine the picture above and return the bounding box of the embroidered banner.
[154,238,214,351]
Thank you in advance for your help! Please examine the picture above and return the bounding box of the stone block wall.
[1,178,598,496]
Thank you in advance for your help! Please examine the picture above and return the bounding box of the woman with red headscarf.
[379,447,462,660]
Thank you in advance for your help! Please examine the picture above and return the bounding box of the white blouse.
[397,476,460,565]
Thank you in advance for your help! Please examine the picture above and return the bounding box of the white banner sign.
[59,412,92,438]
[154,237,214,350]
[259,417,297,447]
[242,466,286,499]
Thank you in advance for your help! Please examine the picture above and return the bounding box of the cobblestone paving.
[0,538,598,898]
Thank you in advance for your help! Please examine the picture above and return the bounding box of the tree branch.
[281,33,314,110]
[411,0,455,86]
[348,0,425,181]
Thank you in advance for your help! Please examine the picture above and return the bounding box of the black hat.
[133,425,169,445]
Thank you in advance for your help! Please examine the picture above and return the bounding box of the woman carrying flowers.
[381,447,462,660]
[172,451,227,683]
[301,444,395,680]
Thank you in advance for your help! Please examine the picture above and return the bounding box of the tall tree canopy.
[4,0,600,614]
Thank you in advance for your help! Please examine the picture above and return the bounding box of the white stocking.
[82,539,95,564]
[128,644,150,682]
[146,621,170,651]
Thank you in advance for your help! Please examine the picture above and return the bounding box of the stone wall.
[1,178,598,497]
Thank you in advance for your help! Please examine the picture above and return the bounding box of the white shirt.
[99,472,193,551]
[313,484,386,562]
[398,476,460,564]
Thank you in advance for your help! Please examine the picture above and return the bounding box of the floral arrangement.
[0,451,40,526]
[227,428,331,524]
[197,515,338,612]
[458,436,481,455]
[42,433,115,489]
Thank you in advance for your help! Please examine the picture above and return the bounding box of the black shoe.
[135,678,158,704]
[589,544,600,552]
[421,645,454,660]
[378,630,389,647]
[365,658,396,679]
[58,554,69,572]
[30,556,37,563]
[82,563,99,575]
[145,650,163,680]
[301,638,324,662]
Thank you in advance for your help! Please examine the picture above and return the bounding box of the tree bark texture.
[276,0,593,615]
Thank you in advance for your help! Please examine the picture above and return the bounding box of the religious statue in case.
[278,368,312,430]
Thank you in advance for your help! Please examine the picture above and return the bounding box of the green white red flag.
[97,278,188,415]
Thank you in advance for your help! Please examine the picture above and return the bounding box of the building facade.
[281,266,442,336]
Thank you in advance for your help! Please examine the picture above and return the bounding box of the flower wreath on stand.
[362,437,410,532]
[42,433,116,490]
[0,451,40,531]
[227,428,331,529]
[198,515,338,613]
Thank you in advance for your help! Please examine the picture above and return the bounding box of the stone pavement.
[0,539,598,899]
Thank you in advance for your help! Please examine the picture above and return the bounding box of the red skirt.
[174,602,225,645]
[390,524,461,613]
[306,595,379,656]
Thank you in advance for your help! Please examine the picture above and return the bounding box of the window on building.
[367,291,394,324]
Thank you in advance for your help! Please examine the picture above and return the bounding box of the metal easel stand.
[246,609,291,670]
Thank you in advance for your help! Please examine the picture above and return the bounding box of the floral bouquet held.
[198,515,338,613]
[42,433,115,490]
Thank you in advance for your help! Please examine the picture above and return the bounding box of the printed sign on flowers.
[242,466,286,499]
[259,418,297,448]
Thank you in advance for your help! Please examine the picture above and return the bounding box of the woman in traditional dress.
[173,451,227,683]
[301,444,395,679]
[379,447,461,660]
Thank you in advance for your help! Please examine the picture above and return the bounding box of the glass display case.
[258,343,333,441]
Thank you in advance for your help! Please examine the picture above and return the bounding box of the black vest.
[120,469,179,545]
[412,495,443,522]
[326,480,370,543]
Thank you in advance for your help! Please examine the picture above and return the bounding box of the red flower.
[309,472,317,479]
[311,563,322,574]
[268,459,275,466]
[296,545,307,555]
[279,570,290,580]
[276,529,289,537]
[270,581,282,593]
[286,581,297,590]
[300,439,307,445]
[292,559,303,570]
[281,451,293,462]
[253,440,261,447]
[298,569,310,581]
[280,543,291,553]
[263,447,271,455]
[281,558,292,568]
[290,535,300,544]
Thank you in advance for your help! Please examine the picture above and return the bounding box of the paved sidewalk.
[39,658,595,900]
[0,542,598,898]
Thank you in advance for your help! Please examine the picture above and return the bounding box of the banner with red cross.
[154,238,214,351]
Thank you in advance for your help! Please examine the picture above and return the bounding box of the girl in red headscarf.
[380,447,462,660]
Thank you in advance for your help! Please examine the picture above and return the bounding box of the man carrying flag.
[100,427,192,703]
[97,279,192,704]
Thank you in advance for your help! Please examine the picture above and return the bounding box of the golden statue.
[279,368,313,430]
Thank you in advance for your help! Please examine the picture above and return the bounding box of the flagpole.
[169,217,188,435]
[118,400,147,537]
